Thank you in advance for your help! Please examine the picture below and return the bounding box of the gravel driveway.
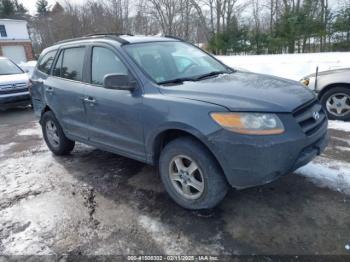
[0,107,350,257]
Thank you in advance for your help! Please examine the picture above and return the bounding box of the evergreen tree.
[13,0,27,17]
[36,0,48,16]
[0,0,15,18]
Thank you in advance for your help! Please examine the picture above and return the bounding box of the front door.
[84,45,145,160]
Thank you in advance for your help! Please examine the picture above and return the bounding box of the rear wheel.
[320,87,350,121]
[159,137,228,210]
[41,111,75,155]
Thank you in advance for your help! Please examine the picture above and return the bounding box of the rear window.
[53,47,85,81]
[37,50,57,74]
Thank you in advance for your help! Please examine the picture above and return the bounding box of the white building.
[0,19,34,64]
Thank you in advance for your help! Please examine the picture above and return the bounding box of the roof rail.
[85,32,134,37]
[56,33,131,45]
[164,35,185,42]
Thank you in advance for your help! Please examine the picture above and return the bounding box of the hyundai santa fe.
[30,35,328,209]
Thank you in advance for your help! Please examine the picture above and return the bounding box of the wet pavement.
[0,107,350,256]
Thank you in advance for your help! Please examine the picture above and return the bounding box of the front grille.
[293,99,327,136]
[0,83,28,95]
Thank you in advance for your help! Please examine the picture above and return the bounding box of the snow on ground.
[296,158,350,195]
[216,52,350,81]
[296,119,350,195]
[138,215,225,255]
[138,215,187,254]
[0,142,16,158]
[18,60,37,77]
[328,120,350,132]
[17,123,42,137]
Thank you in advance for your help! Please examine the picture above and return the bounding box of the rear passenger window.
[53,47,85,81]
[53,51,63,77]
[91,47,128,86]
[37,50,57,74]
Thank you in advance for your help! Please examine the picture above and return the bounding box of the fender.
[145,121,212,164]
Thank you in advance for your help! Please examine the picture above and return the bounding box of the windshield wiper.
[195,70,231,81]
[158,77,196,85]
[158,70,233,85]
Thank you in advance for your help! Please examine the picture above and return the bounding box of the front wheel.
[159,137,228,210]
[41,111,75,155]
[320,87,350,121]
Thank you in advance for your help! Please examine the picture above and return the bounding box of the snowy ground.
[296,120,350,195]
[0,108,350,256]
[217,52,350,80]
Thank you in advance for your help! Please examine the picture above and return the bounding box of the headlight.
[210,112,285,135]
[300,78,310,86]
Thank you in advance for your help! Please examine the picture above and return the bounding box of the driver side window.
[91,47,128,86]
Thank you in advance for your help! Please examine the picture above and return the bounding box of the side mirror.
[103,73,136,91]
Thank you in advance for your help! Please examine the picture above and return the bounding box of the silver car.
[301,68,350,121]
[0,57,31,110]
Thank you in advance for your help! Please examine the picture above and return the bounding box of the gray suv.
[31,35,328,209]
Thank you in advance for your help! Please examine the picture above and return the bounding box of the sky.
[18,0,86,15]
[20,0,342,16]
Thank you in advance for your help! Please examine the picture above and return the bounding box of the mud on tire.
[159,137,228,210]
[41,111,75,155]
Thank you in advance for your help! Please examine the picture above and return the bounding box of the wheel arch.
[39,105,53,124]
[150,127,225,178]
[318,83,350,100]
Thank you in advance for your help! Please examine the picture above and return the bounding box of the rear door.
[84,44,145,160]
[31,50,57,116]
[44,46,88,139]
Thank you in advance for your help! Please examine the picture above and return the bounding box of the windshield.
[0,59,23,75]
[123,41,230,84]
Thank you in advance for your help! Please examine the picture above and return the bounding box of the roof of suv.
[56,34,181,46]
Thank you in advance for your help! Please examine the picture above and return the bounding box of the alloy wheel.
[46,120,60,148]
[168,155,204,200]
[326,93,350,117]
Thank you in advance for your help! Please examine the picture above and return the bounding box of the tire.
[41,111,75,155]
[320,86,350,121]
[159,137,228,210]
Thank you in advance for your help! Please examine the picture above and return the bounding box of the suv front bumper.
[0,91,31,109]
[207,113,328,189]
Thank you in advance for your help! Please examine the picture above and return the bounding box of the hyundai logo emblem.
[313,111,320,120]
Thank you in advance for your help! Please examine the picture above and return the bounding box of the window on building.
[0,25,7,37]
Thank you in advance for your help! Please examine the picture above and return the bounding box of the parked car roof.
[54,34,180,47]
[41,35,182,56]
[119,35,180,43]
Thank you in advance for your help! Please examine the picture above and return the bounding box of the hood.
[159,71,315,112]
[0,73,29,85]
[305,68,350,78]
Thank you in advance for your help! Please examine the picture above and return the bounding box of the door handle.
[32,79,43,85]
[45,87,54,93]
[84,97,96,105]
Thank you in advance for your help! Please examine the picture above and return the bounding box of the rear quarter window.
[37,50,57,74]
